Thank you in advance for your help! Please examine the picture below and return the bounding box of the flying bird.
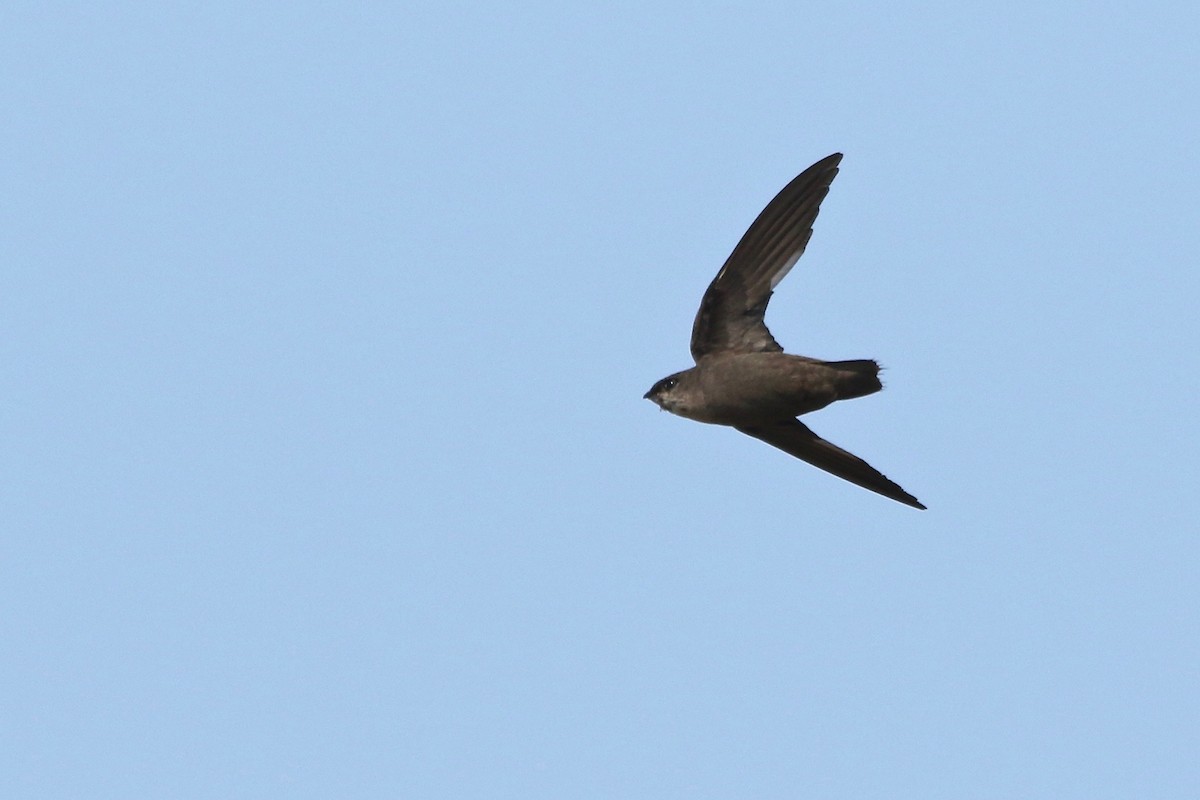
[644,153,925,509]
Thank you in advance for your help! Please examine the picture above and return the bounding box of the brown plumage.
[644,154,925,510]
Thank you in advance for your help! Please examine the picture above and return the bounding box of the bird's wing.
[690,153,842,362]
[735,418,925,509]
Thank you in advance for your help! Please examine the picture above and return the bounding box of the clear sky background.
[3,3,1198,798]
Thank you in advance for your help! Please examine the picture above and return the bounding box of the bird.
[644,153,925,510]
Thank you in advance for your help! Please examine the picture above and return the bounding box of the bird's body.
[649,353,879,426]
[644,153,926,510]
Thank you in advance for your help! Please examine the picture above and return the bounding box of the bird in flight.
[644,153,925,509]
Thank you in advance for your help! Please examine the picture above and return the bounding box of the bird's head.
[644,371,692,416]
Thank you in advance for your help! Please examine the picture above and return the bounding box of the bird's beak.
[643,390,652,400]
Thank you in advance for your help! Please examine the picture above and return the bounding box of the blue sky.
[3,3,1198,798]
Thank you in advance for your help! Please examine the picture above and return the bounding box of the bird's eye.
[664,378,677,390]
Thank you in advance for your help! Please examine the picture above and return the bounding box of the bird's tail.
[826,359,883,400]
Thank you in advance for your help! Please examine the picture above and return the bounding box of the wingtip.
[886,487,926,510]
[893,487,926,510]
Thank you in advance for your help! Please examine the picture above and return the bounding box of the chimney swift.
[644,153,926,510]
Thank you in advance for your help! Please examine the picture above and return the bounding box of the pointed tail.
[826,359,882,401]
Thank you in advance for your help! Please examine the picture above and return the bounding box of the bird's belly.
[693,356,837,424]
[690,393,830,425]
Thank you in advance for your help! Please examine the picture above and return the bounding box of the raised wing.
[736,418,925,509]
[690,153,842,361]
